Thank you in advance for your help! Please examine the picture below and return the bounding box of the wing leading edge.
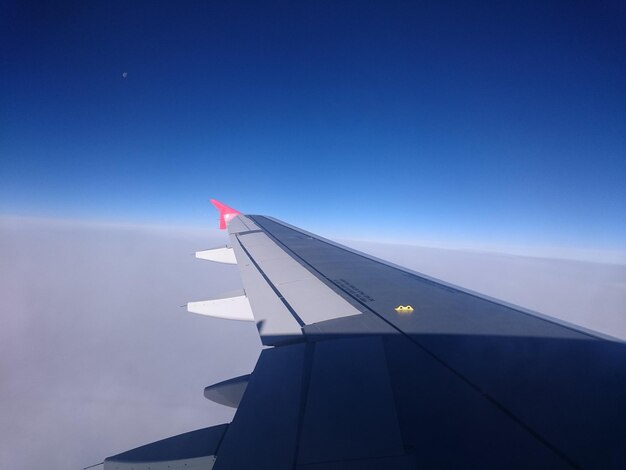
[102,201,626,470]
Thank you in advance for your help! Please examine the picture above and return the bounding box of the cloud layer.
[0,218,260,469]
[1,218,623,468]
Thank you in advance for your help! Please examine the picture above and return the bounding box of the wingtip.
[210,199,241,230]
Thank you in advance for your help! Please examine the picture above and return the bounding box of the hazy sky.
[1,1,625,254]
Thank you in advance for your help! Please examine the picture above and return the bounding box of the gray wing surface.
[104,214,626,470]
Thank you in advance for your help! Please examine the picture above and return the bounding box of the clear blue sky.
[1,1,625,250]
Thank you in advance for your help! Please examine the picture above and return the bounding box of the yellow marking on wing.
[394,305,414,313]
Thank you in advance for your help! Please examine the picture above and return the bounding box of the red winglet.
[210,199,241,230]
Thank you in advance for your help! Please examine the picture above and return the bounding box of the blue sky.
[1,1,625,251]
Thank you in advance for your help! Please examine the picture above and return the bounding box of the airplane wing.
[102,201,626,470]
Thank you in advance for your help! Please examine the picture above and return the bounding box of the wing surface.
[103,206,626,470]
